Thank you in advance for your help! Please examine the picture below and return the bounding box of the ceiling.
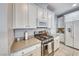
[47,3,79,16]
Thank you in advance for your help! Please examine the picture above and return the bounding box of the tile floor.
[54,43,79,56]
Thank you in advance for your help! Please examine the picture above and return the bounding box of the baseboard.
[65,45,79,51]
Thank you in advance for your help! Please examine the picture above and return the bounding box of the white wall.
[0,4,14,55]
[14,28,49,38]
[0,4,9,55]
[7,4,14,55]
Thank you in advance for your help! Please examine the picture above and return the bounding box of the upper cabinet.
[37,7,48,27]
[13,3,55,29]
[28,4,37,28]
[13,4,37,29]
[37,7,55,28]
[13,3,28,28]
[64,11,79,22]
[37,7,44,20]
[43,8,48,20]
[47,10,52,28]
[58,16,65,28]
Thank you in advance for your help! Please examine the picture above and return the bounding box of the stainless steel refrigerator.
[65,20,79,49]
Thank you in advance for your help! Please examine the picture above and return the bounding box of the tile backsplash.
[14,28,50,38]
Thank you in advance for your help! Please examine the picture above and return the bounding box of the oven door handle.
[43,40,53,44]
[44,41,54,46]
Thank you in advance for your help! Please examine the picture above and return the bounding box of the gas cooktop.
[35,35,54,41]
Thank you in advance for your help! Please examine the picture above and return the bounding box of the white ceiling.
[48,3,79,16]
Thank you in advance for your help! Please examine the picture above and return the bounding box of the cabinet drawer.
[24,47,41,56]
[11,50,23,56]
[34,43,41,48]
[11,43,41,56]
[22,43,41,55]
[31,47,41,56]
[54,36,60,51]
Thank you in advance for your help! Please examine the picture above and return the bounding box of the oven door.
[43,41,54,56]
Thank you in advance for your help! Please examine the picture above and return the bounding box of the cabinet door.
[64,14,73,22]
[60,34,64,43]
[50,13,56,34]
[43,8,48,20]
[57,36,60,49]
[64,11,79,23]
[65,22,74,47]
[24,47,41,56]
[47,10,52,28]
[74,11,79,21]
[31,47,41,56]
[28,4,37,28]
[54,36,60,51]
[12,50,23,56]
[54,39,57,51]
[23,43,41,56]
[13,4,28,28]
[74,21,79,49]
[58,17,64,28]
[38,7,43,20]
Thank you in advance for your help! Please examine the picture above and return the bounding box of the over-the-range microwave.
[37,19,47,28]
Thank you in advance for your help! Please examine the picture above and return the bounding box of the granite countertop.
[11,37,41,53]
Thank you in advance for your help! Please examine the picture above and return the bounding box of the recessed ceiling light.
[72,4,77,7]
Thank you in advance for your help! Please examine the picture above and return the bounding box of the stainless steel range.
[34,31,54,56]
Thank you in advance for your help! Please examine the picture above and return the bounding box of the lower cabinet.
[10,43,41,56]
[60,34,65,43]
[54,36,60,51]
[24,47,41,56]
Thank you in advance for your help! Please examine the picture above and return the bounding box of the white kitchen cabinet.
[13,3,37,29]
[11,43,41,56]
[47,10,52,28]
[37,7,44,27]
[60,33,65,43]
[28,4,37,28]
[13,3,28,28]
[50,13,56,34]
[54,36,60,51]
[10,49,22,55]
[37,7,44,20]
[64,11,79,22]
[23,43,41,56]
[43,8,48,20]
[24,47,41,56]
[58,16,65,28]
[37,6,48,27]
[64,13,73,22]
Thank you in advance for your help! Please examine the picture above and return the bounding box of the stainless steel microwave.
[37,19,47,27]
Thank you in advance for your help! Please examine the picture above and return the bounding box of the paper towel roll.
[25,32,28,40]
